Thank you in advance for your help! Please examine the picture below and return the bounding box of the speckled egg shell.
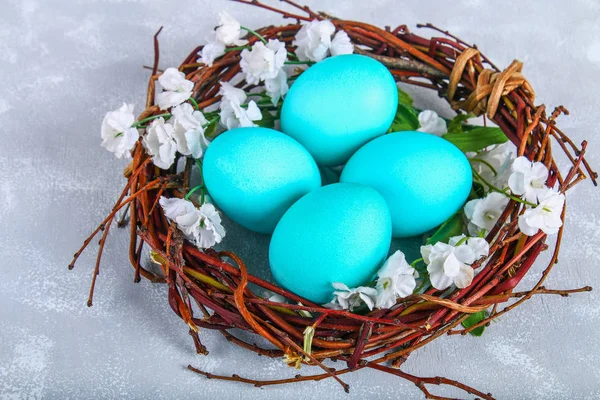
[280,54,398,167]
[269,182,392,304]
[203,127,321,234]
[340,131,472,238]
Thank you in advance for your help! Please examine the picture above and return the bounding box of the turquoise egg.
[269,183,392,304]
[340,131,472,238]
[280,54,398,167]
[203,127,321,234]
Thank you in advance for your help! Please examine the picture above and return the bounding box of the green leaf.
[397,87,414,107]
[443,127,508,153]
[256,110,276,128]
[388,104,419,133]
[426,213,464,245]
[447,113,475,134]
[461,310,487,336]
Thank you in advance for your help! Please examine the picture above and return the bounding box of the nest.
[71,1,597,398]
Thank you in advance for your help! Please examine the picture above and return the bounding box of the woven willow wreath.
[71,1,597,398]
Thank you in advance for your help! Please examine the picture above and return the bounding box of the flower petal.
[512,156,532,173]
[454,244,476,265]
[448,234,467,247]
[518,211,540,236]
[427,258,453,291]
[453,264,474,288]
[442,252,461,277]
[508,171,525,195]
[330,30,354,56]
[463,199,478,220]
[244,100,263,122]
[417,110,447,136]
[467,237,490,259]
[394,274,417,298]
[156,90,192,111]
[420,245,433,265]
[332,282,350,291]
[374,289,397,309]
[359,292,375,310]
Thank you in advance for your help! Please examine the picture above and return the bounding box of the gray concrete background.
[1,0,599,398]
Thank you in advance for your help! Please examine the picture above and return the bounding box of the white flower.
[196,203,226,248]
[159,197,226,249]
[421,235,489,291]
[508,156,549,203]
[218,81,262,129]
[464,192,509,235]
[449,235,489,260]
[199,39,226,67]
[156,68,194,110]
[518,188,565,236]
[330,30,354,56]
[293,19,354,62]
[100,103,139,158]
[468,142,515,190]
[417,110,447,136]
[294,19,335,62]
[160,196,199,236]
[329,282,377,311]
[214,11,247,46]
[265,68,289,105]
[240,39,287,85]
[198,12,247,67]
[170,103,209,159]
[142,118,177,169]
[374,251,418,309]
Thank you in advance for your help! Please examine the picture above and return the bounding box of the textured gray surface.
[1,0,599,399]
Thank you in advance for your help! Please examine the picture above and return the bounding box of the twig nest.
[72,2,596,398]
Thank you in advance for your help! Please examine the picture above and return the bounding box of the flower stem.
[188,97,200,110]
[186,159,207,204]
[284,60,315,66]
[410,258,423,268]
[241,26,268,44]
[202,116,219,129]
[240,102,277,111]
[224,45,252,52]
[185,185,205,201]
[472,169,536,207]
[455,236,469,246]
[131,113,171,129]
[470,158,498,177]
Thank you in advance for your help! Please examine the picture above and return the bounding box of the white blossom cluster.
[198,14,354,126]
[325,250,418,311]
[464,153,564,237]
[159,197,225,249]
[101,67,208,169]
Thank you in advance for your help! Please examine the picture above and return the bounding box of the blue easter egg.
[340,131,472,238]
[269,183,392,304]
[203,127,321,234]
[280,54,398,167]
